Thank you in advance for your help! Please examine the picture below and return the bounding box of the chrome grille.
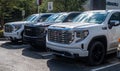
[48,29,74,44]
[24,26,45,36]
[4,25,13,32]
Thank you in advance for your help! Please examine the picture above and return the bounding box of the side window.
[109,12,120,22]
[38,15,51,22]
[108,12,120,29]
[63,13,80,22]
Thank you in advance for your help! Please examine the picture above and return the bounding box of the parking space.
[0,41,120,71]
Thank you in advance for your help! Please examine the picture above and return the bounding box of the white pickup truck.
[3,13,52,42]
[46,10,120,65]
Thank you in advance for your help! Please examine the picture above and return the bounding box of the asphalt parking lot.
[0,40,120,71]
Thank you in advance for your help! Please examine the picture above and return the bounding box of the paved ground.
[0,41,120,71]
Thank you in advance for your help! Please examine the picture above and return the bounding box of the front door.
[108,12,120,49]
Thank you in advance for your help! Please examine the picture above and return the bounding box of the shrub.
[0,30,4,38]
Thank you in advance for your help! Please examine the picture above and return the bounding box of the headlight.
[13,24,22,31]
[75,30,89,42]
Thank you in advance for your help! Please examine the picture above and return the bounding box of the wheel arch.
[88,35,107,51]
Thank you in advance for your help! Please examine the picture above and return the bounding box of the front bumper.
[46,42,88,58]
[23,35,46,46]
[4,32,22,40]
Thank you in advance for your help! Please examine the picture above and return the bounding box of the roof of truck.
[57,11,81,14]
[106,9,120,12]
[32,13,54,16]
[85,9,120,13]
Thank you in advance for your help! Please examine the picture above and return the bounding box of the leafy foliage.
[40,0,87,12]
[0,0,37,28]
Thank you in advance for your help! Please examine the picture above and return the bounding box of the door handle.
[102,27,107,30]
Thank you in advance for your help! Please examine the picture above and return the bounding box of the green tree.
[39,0,49,12]
[0,0,18,28]
[0,0,37,29]
[39,0,87,12]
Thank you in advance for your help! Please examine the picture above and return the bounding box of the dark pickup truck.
[23,12,81,49]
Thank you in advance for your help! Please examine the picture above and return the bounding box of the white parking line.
[91,62,120,71]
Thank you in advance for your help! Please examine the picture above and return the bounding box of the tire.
[21,31,24,43]
[30,43,46,51]
[88,41,106,66]
[30,43,39,49]
[54,54,63,59]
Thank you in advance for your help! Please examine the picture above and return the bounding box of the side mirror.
[109,20,120,29]
[110,20,120,26]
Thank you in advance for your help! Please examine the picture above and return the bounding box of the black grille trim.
[4,25,13,32]
[24,26,45,37]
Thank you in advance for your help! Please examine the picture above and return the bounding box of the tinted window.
[109,12,120,21]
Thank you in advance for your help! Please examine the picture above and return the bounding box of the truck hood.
[50,22,100,29]
[6,21,32,25]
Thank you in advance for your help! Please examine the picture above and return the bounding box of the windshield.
[24,14,39,22]
[54,14,67,22]
[45,13,67,22]
[73,11,108,24]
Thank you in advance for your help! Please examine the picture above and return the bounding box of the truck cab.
[46,10,120,65]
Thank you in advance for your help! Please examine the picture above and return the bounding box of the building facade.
[83,0,120,10]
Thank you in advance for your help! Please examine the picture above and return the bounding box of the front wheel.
[30,43,40,49]
[30,43,46,51]
[88,41,106,66]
